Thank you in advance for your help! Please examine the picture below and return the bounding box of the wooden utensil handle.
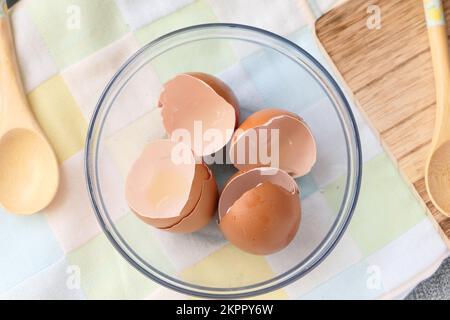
[0,3,37,131]
[424,0,450,145]
[0,4,23,90]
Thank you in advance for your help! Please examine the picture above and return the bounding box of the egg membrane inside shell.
[126,138,218,232]
[218,167,301,255]
[230,108,316,178]
[125,139,195,218]
[159,73,238,157]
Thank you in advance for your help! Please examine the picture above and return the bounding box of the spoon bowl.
[426,140,450,214]
[0,128,59,214]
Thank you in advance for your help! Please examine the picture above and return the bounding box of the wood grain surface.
[316,0,450,246]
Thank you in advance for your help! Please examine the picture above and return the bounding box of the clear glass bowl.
[85,24,362,298]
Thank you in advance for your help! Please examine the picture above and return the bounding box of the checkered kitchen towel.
[0,0,448,299]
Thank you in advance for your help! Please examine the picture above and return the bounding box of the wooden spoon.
[424,0,450,217]
[0,3,59,214]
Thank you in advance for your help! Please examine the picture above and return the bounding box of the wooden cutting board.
[315,0,450,247]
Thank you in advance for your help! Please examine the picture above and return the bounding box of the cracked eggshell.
[218,167,301,255]
[158,73,239,157]
[163,164,218,233]
[125,139,217,232]
[186,72,240,127]
[229,108,316,178]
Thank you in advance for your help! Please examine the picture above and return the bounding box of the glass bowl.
[85,23,362,298]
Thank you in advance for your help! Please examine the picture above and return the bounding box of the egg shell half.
[229,108,316,178]
[219,167,301,255]
[158,73,239,157]
[125,139,217,232]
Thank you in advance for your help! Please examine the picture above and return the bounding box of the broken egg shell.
[218,167,299,219]
[220,182,300,255]
[218,167,301,255]
[229,108,316,178]
[218,168,301,255]
[187,72,240,128]
[132,163,207,229]
[163,165,218,233]
[158,73,238,157]
[232,108,300,137]
[126,139,216,232]
[125,139,195,223]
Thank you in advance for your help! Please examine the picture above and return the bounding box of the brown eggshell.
[187,72,240,127]
[230,108,316,178]
[125,139,196,223]
[126,139,218,233]
[218,167,298,220]
[133,163,207,229]
[158,73,238,156]
[232,108,300,138]
[219,181,301,255]
[163,165,218,233]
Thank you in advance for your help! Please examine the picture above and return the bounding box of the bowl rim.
[84,23,362,299]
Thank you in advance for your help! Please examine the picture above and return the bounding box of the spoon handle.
[424,0,450,146]
[0,2,37,132]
